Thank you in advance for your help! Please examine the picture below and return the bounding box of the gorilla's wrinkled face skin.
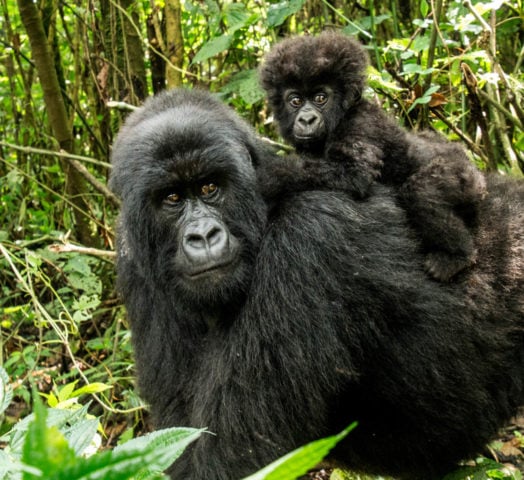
[111,106,267,309]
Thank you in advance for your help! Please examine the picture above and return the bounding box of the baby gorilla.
[259,31,486,282]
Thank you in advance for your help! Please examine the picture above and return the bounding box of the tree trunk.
[165,0,184,87]
[120,0,147,101]
[17,0,93,245]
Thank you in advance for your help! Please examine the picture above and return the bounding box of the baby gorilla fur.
[259,30,487,282]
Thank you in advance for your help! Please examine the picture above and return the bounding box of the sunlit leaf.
[192,35,233,64]
[242,423,357,480]
[267,0,305,27]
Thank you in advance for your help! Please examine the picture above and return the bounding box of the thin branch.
[424,0,443,92]
[106,100,139,111]
[48,242,116,259]
[1,141,111,168]
[463,0,492,38]
[1,141,119,207]
[431,109,489,163]
[477,90,523,131]
[68,158,121,208]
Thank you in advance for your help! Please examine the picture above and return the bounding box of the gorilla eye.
[288,95,304,108]
[201,183,218,197]
[314,93,328,105]
[165,192,181,204]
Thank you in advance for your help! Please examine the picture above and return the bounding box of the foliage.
[0,0,522,478]
[0,383,204,480]
[442,457,522,480]
[242,423,356,480]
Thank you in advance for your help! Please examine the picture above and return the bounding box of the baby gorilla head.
[259,31,368,152]
[110,89,268,308]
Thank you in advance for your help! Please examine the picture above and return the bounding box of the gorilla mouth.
[294,132,325,143]
[186,260,235,279]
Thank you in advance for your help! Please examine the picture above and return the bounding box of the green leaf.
[224,3,258,32]
[242,423,357,480]
[420,0,429,17]
[58,381,79,403]
[267,0,305,27]
[442,457,521,480]
[192,35,233,64]
[63,418,100,456]
[408,85,441,112]
[22,400,77,480]
[49,427,205,480]
[114,427,205,479]
[71,382,112,398]
[0,450,41,478]
[0,366,13,417]
[401,63,436,76]
[357,14,391,30]
[5,404,92,455]
[367,66,404,93]
[221,69,265,105]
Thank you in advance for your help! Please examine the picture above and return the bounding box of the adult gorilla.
[110,89,524,480]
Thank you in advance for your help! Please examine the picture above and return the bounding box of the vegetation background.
[0,0,523,478]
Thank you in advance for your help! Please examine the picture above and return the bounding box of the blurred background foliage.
[0,0,523,471]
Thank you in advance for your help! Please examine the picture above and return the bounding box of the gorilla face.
[275,85,345,153]
[111,100,267,309]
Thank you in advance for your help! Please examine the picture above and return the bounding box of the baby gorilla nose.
[298,111,319,126]
[182,217,229,266]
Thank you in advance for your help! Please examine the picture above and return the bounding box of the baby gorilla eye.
[314,92,328,105]
[288,94,304,108]
[201,183,218,197]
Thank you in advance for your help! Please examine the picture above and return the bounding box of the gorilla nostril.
[207,227,225,246]
[186,233,205,249]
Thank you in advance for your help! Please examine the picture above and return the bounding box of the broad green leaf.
[192,35,233,64]
[22,401,77,480]
[61,418,99,456]
[267,0,305,27]
[58,381,79,403]
[357,14,391,30]
[114,427,205,479]
[242,423,357,480]
[221,70,265,105]
[5,404,91,455]
[401,63,436,76]
[0,450,41,478]
[71,382,112,398]
[47,427,205,480]
[420,0,429,17]
[41,390,59,407]
[224,3,258,32]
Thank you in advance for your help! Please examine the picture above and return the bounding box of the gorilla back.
[110,88,524,480]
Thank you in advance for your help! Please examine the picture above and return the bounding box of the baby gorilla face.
[282,87,335,149]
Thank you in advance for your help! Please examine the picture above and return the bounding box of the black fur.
[110,88,524,480]
[259,31,487,282]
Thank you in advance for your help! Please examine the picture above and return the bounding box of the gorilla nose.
[298,112,318,126]
[182,218,229,265]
